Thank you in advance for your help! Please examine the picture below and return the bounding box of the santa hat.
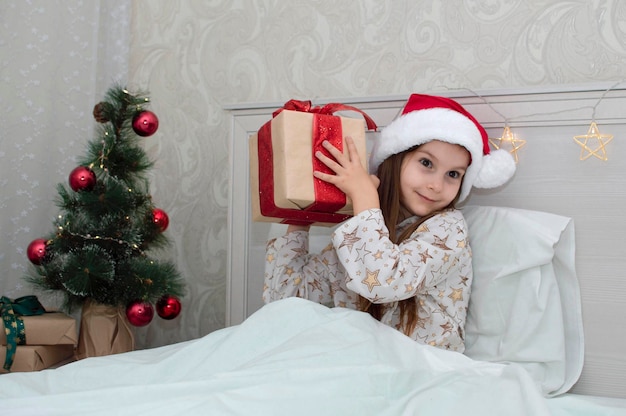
[369,94,516,202]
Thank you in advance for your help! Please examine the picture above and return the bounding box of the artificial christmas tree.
[26,85,185,358]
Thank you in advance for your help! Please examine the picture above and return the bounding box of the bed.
[2,86,626,415]
[1,206,626,414]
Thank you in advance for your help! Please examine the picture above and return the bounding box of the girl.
[263,94,516,352]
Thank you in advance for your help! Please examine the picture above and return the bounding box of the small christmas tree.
[26,85,185,328]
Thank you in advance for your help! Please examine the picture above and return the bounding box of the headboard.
[226,83,626,398]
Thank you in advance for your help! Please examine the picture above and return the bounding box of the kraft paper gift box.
[0,344,75,373]
[250,100,376,226]
[1,311,78,346]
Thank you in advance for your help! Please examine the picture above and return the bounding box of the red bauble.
[152,208,169,232]
[125,300,154,327]
[156,294,182,320]
[27,238,48,265]
[132,110,159,137]
[69,166,97,192]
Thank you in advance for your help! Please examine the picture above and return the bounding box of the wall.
[0,1,130,311]
[127,0,626,350]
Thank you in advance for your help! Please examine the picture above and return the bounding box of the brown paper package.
[1,312,78,346]
[0,344,75,373]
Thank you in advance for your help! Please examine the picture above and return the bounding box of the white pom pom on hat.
[369,94,516,202]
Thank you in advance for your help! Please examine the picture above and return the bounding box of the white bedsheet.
[0,298,624,415]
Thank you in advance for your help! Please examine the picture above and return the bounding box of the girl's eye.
[448,171,460,179]
[419,158,432,168]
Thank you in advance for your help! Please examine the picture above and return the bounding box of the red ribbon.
[273,99,378,131]
[258,99,377,225]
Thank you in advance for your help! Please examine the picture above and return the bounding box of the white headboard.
[226,83,626,398]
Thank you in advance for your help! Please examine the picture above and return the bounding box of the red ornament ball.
[27,238,48,265]
[132,110,159,137]
[69,166,97,192]
[156,294,182,320]
[152,208,169,232]
[125,300,154,327]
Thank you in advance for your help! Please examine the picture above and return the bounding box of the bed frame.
[226,83,626,399]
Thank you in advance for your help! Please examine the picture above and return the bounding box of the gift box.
[1,311,78,346]
[0,344,75,373]
[250,100,376,226]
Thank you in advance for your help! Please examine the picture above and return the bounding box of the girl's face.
[399,140,470,218]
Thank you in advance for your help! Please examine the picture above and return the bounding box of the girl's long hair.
[358,147,459,336]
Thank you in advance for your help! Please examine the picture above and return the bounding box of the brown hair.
[358,146,459,336]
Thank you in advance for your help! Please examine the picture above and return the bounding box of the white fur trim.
[370,108,484,173]
[370,107,516,203]
[474,149,516,189]
[457,150,516,201]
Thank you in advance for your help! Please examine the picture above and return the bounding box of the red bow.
[274,99,377,131]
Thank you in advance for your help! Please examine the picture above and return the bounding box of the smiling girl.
[263,94,515,352]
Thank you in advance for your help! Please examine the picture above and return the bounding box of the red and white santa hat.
[369,93,516,202]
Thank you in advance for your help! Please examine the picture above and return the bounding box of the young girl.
[263,94,516,352]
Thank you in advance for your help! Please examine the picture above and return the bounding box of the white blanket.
[0,298,624,415]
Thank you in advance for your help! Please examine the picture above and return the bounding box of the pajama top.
[263,208,473,352]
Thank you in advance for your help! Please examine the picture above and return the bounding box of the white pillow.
[462,205,584,397]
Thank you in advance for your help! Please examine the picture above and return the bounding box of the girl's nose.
[428,177,443,192]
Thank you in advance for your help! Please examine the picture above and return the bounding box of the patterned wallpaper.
[128,0,626,348]
[0,2,130,308]
[2,1,626,354]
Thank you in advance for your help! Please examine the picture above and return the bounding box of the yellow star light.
[573,122,613,161]
[489,126,526,163]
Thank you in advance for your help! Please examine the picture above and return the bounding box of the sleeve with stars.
[263,230,355,307]
[331,208,472,304]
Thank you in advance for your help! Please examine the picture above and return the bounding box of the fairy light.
[573,121,613,161]
[99,135,108,169]
[571,80,621,161]
[437,81,625,163]
[489,125,526,163]
[55,218,148,257]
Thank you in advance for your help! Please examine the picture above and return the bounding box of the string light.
[56,220,147,257]
[436,81,625,163]
[571,80,622,161]
[99,136,108,169]
[489,125,526,163]
[573,122,613,161]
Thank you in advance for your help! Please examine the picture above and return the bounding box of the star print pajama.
[263,208,473,352]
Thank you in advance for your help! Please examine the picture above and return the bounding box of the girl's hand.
[313,136,380,215]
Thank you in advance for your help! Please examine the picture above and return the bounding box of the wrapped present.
[250,99,377,226]
[1,295,76,371]
[1,312,78,346]
[0,344,75,373]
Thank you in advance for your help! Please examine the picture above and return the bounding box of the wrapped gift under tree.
[1,295,77,372]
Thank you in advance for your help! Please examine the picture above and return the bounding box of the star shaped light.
[489,126,526,163]
[573,121,613,161]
